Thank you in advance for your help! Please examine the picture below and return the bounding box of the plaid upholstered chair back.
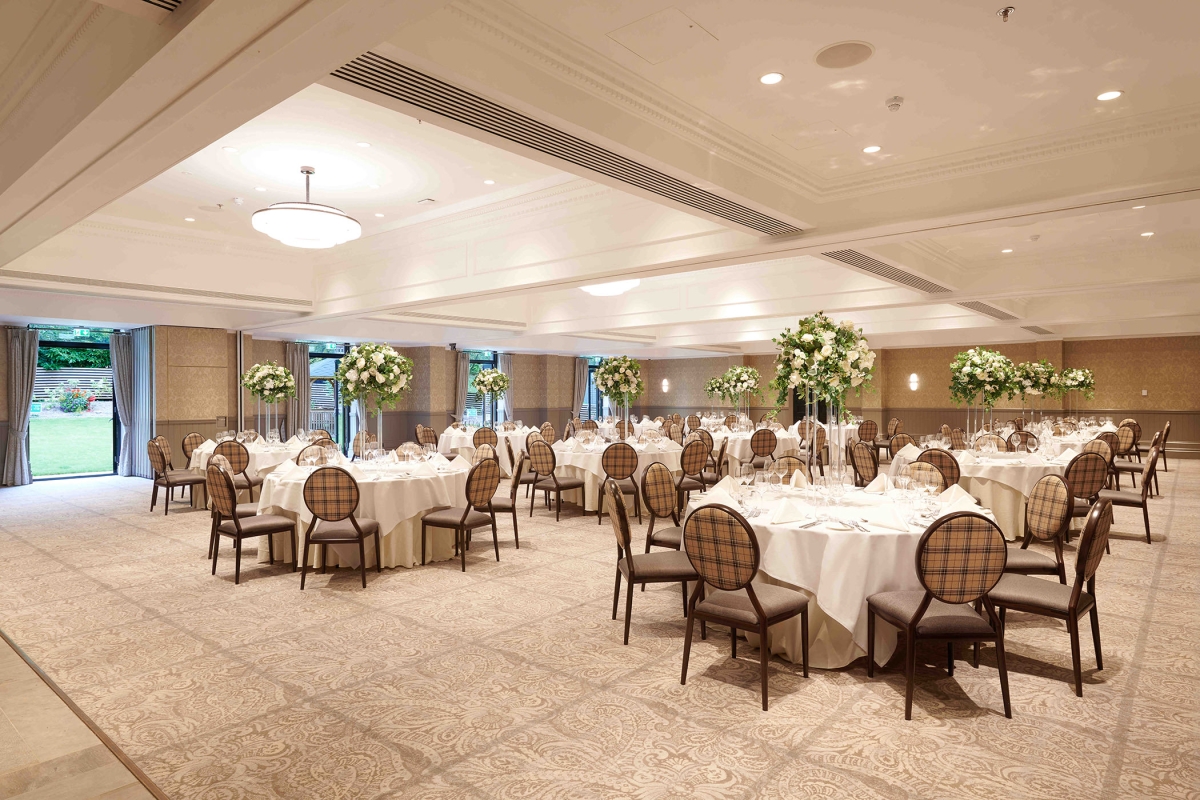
[683,504,760,592]
[1065,452,1108,500]
[1119,417,1136,427]
[540,422,555,441]
[940,424,952,438]
[147,440,168,478]
[615,420,630,439]
[810,426,827,457]
[950,428,967,450]
[206,463,238,518]
[696,428,714,454]
[309,438,336,451]
[917,512,1007,604]
[672,413,682,425]
[905,461,945,492]
[525,431,544,450]
[311,429,332,440]
[1025,475,1071,541]
[889,432,916,457]
[851,441,878,483]
[857,420,878,442]
[303,467,360,522]
[214,440,250,474]
[712,438,727,474]
[653,416,665,424]
[1082,438,1112,466]
[973,433,1008,452]
[1007,431,1038,452]
[640,462,677,518]
[1077,501,1114,582]
[1095,431,1119,459]
[916,448,960,487]
[602,442,638,481]
[723,414,737,428]
[466,458,502,509]
[680,440,708,477]
[604,478,633,552]
[1162,420,1171,448]
[472,444,497,466]
[686,415,701,431]
[776,455,808,484]
[352,431,377,457]
[209,453,232,472]
[1139,448,1161,502]
[887,418,903,436]
[581,419,598,432]
[528,440,556,476]
[473,427,498,448]
[418,426,438,446]
[1012,417,1026,431]
[298,444,331,464]
[564,422,576,441]
[750,428,777,458]
[182,432,205,462]
[152,435,172,468]
[1115,425,1136,456]
[508,453,527,498]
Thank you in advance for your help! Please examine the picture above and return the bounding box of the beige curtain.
[2,328,38,486]
[285,342,310,436]
[573,358,588,419]
[110,332,135,476]
[454,351,470,422]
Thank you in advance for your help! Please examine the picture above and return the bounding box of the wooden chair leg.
[731,626,737,659]
[612,565,622,621]
[623,577,634,645]
[511,509,520,549]
[300,534,311,590]
[234,538,242,585]
[867,609,876,677]
[1143,504,1152,544]
[150,484,158,512]
[266,532,275,564]
[1090,606,1103,671]
[1069,617,1083,696]
[211,535,220,575]
[491,517,500,561]
[373,533,382,573]
[680,611,695,685]
[759,619,770,711]
[995,631,1012,718]
[800,608,809,678]
[904,630,917,720]
[460,529,467,572]
[597,491,603,526]
[421,523,427,566]
[358,537,367,588]
[947,642,955,676]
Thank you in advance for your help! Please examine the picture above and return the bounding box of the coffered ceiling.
[0,0,1197,358]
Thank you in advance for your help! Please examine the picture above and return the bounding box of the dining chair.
[213,440,264,501]
[606,479,697,645]
[297,443,334,464]
[181,432,205,466]
[668,423,684,445]
[724,414,738,428]
[851,440,878,486]
[581,419,599,432]
[1097,447,1160,544]
[889,432,917,459]
[867,511,1011,720]
[973,433,1009,452]
[750,428,778,469]
[297,466,381,588]
[311,428,332,440]
[1007,431,1039,452]
[654,416,665,425]
[1006,474,1072,583]
[471,443,498,466]
[540,423,556,443]
[1110,426,1141,490]
[989,501,1113,696]
[207,461,295,584]
[599,442,642,525]
[528,440,586,521]
[615,420,630,439]
[801,426,828,477]
[641,462,682,555]
[1116,430,1160,497]
[775,455,809,485]
[680,504,809,711]
[147,440,205,515]
[473,427,498,448]
[940,424,952,440]
[352,431,378,460]
[525,430,544,451]
[857,420,879,446]
[686,414,701,432]
[695,427,715,466]
[420,458,503,571]
[1158,420,1171,471]
[904,461,945,492]
[154,435,184,504]
[914,448,960,488]
[672,413,683,427]
[417,426,439,448]
[675,439,710,510]
[1122,420,1143,462]
[505,437,537,498]
[700,438,728,484]
[564,421,576,440]
[1064,452,1109,538]
[488,452,525,551]
[950,428,967,450]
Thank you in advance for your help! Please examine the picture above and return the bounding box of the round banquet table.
[788,420,855,452]
[438,427,532,476]
[549,440,682,512]
[256,461,470,569]
[684,486,996,669]
[596,419,662,439]
[711,429,801,473]
[188,438,304,479]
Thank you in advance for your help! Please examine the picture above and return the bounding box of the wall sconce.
[908,373,919,391]
[661,379,669,393]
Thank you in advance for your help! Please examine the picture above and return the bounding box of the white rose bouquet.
[770,312,876,405]
[336,343,414,408]
[593,355,646,407]
[1013,359,1057,398]
[722,365,762,406]
[1057,367,1096,400]
[241,361,296,405]
[472,368,510,398]
[949,347,1016,409]
[703,376,729,400]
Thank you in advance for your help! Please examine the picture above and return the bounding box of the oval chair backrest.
[915,448,961,487]
[667,424,684,445]
[473,427,498,448]
[1025,474,1072,542]
[851,440,878,483]
[640,462,677,518]
[686,415,701,431]
[213,440,250,474]
[528,439,556,476]
[581,419,598,431]
[1118,418,1136,428]
[604,478,633,552]
[1115,425,1136,456]
[916,512,1007,604]
[950,428,967,450]
[472,443,497,466]
[776,455,808,484]
[465,458,502,509]
[1162,420,1171,447]
[614,420,630,439]
[525,431,544,451]
[857,420,878,442]
[672,413,682,425]
[205,462,238,518]
[147,440,168,477]
[973,433,1008,452]
[303,466,360,522]
[309,438,336,451]
[941,424,952,438]
[602,442,638,481]
[182,432,204,462]
[696,428,714,455]
[353,431,377,458]
[905,461,945,492]
[311,429,332,440]
[750,428,778,458]
[680,439,708,476]
[298,444,331,464]
[683,504,760,592]
[1095,431,1119,460]
[418,427,438,447]
[889,432,916,457]
[889,418,903,436]
[153,435,173,468]
[810,426,827,454]
[724,415,737,428]
[1008,431,1039,452]
[508,452,527,497]
[1081,438,1112,466]
[1065,452,1109,500]
[540,422,555,438]
[1077,500,1114,582]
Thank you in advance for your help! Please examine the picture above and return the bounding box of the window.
[464,350,497,426]
[307,342,349,449]
[578,357,604,420]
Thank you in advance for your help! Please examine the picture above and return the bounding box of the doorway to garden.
[29,326,117,479]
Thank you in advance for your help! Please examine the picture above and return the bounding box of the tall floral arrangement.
[593,356,645,421]
[769,313,876,406]
[1057,367,1095,400]
[1012,359,1059,420]
[472,368,510,425]
[241,361,296,405]
[722,365,761,414]
[703,376,728,400]
[949,348,1015,409]
[337,343,414,407]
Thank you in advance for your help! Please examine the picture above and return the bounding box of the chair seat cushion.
[699,471,723,485]
[1112,462,1143,474]
[989,573,1094,617]
[163,469,206,485]
[1070,497,1094,517]
[423,507,492,528]
[310,517,382,541]
[648,525,682,548]
[534,477,586,491]
[620,550,697,582]
[677,476,705,493]
[1004,546,1059,573]
[1097,488,1142,507]
[232,473,265,489]
[868,590,996,637]
[696,583,809,627]
[217,513,295,536]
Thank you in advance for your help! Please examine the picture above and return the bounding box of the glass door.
[465,351,497,427]
[29,326,116,478]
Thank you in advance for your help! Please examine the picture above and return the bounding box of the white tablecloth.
[188,439,304,480]
[549,440,682,511]
[712,430,801,472]
[596,420,661,439]
[788,420,855,451]
[256,462,471,569]
[438,428,532,475]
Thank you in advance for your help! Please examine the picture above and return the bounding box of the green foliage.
[52,379,101,413]
[30,417,113,476]
[37,347,110,370]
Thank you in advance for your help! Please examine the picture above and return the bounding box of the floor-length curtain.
[454,351,470,422]
[110,332,135,476]
[285,342,310,437]
[131,327,154,479]
[497,352,514,423]
[573,358,588,420]
[2,328,38,486]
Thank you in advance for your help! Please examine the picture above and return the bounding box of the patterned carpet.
[0,461,1197,799]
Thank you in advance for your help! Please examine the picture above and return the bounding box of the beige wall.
[632,355,794,424]
[154,326,237,449]
[1065,337,1200,412]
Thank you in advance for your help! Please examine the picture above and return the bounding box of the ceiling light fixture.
[254,186,266,192]
[374,213,384,217]
[355,141,371,148]
[1097,90,1123,101]
[1132,205,1145,209]
[862,145,881,154]
[221,146,237,153]
[580,279,640,297]
[1141,232,1154,237]
[368,184,380,189]
[483,179,495,185]
[759,72,783,85]
[251,166,361,249]
[184,217,195,222]
[1001,249,1013,253]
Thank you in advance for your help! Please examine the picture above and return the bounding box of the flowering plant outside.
[53,380,96,413]
[1057,367,1096,400]
[722,365,762,403]
[593,355,646,404]
[770,312,876,405]
[949,348,1015,409]
[241,361,296,405]
[335,343,414,407]
[472,368,510,399]
[1012,359,1058,399]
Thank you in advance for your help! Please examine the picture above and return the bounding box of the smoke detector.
[886,96,904,112]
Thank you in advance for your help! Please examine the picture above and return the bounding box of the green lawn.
[30,416,113,476]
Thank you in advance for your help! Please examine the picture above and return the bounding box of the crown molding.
[55,218,299,261]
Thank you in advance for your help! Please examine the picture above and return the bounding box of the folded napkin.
[286,435,299,445]
[642,441,660,453]
[789,469,808,489]
[939,494,980,517]
[411,461,438,477]
[1099,423,1118,433]
[768,498,807,525]
[273,458,297,475]
[662,440,682,452]
[1057,448,1080,463]
[551,440,567,451]
[863,473,892,494]
[1022,453,1046,466]
[344,463,369,481]
[711,475,738,494]
[198,439,217,453]
[861,506,911,532]
[449,455,472,471]
[687,486,738,513]
[282,465,312,483]
[896,443,923,461]
[938,484,972,507]
[625,436,639,445]
[956,451,977,465]
[430,452,450,465]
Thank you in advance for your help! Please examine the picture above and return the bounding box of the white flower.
[821,344,833,356]
[376,373,385,383]
[801,333,814,343]
[357,357,365,368]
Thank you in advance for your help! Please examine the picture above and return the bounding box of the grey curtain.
[131,327,154,479]
[2,328,38,486]
[285,342,310,437]
[454,351,470,421]
[497,353,514,423]
[573,358,588,419]
[110,332,135,476]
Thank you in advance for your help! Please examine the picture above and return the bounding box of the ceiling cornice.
[56,218,299,261]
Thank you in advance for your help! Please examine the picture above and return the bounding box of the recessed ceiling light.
[184,217,195,222]
[1141,231,1154,237]
[862,145,881,154]
[1132,205,1145,209]
[580,279,640,297]
[254,186,266,192]
[355,141,371,148]
[483,179,495,185]
[417,198,435,204]
[1097,90,1123,101]
[221,146,237,153]
[374,213,384,217]
[1001,249,1013,253]
[759,72,784,85]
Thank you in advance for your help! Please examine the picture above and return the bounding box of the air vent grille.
[332,53,800,237]
[1022,325,1054,335]
[821,249,951,293]
[958,301,1019,321]
[140,0,183,10]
